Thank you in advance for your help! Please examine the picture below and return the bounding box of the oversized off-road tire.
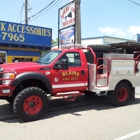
[13,87,48,122]
[108,82,130,106]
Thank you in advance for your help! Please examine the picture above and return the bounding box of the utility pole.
[75,0,81,44]
[25,0,28,24]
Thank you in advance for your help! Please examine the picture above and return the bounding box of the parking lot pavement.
[136,86,140,94]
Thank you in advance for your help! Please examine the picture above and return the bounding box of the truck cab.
[50,48,88,94]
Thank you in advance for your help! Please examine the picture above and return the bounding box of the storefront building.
[0,20,52,63]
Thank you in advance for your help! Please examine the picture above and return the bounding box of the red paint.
[117,88,128,102]
[23,95,43,115]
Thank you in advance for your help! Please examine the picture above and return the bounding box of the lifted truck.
[0,44,139,121]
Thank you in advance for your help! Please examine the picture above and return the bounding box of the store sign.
[0,20,52,47]
[60,27,74,45]
[60,2,75,28]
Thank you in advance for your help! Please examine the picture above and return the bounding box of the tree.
[52,38,58,45]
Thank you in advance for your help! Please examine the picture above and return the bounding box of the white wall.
[104,36,128,44]
[82,38,103,45]
[51,36,129,50]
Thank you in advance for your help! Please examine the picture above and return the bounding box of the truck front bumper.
[0,85,15,97]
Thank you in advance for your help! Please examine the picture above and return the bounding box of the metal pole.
[75,0,81,44]
[25,0,28,24]
[58,8,60,48]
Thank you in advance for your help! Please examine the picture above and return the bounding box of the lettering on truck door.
[52,51,88,93]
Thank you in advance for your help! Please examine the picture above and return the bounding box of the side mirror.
[54,59,68,70]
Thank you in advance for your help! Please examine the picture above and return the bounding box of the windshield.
[35,50,62,64]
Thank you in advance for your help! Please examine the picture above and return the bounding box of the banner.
[59,27,75,46]
[0,20,52,47]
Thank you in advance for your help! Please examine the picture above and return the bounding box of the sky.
[1,0,140,41]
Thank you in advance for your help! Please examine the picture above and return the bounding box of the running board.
[55,91,83,101]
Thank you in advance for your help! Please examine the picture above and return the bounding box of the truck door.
[52,51,88,93]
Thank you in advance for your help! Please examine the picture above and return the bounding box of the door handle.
[81,70,84,75]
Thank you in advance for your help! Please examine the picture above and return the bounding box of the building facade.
[52,36,132,49]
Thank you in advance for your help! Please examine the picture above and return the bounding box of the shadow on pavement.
[0,95,140,123]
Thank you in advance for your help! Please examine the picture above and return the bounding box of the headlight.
[2,73,16,85]
[0,67,3,72]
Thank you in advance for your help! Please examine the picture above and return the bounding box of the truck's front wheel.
[13,87,48,121]
[109,82,130,106]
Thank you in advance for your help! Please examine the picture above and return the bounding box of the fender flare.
[10,72,52,93]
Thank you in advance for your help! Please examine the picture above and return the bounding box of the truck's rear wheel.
[109,82,130,106]
[13,87,48,121]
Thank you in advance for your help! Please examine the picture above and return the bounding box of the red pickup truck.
[0,45,137,121]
